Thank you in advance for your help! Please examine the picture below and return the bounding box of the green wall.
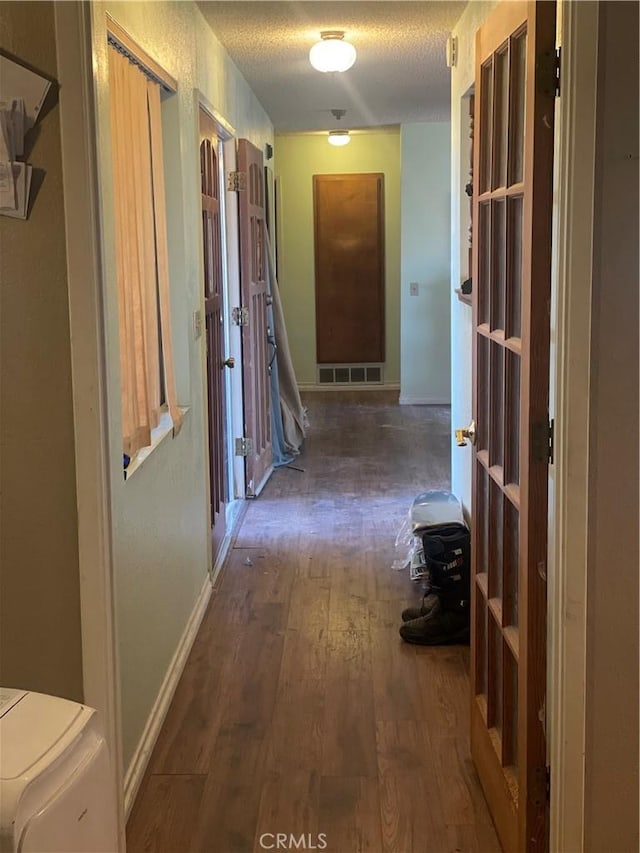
[450,0,499,510]
[91,0,273,770]
[274,130,401,385]
[400,122,451,404]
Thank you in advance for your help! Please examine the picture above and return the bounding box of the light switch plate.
[410,281,419,296]
[193,310,202,339]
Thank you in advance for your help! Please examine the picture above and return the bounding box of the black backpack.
[420,523,470,610]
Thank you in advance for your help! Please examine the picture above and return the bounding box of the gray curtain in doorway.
[264,223,307,458]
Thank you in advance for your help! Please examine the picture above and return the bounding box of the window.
[107,30,182,456]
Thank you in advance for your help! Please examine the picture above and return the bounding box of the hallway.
[127,392,500,853]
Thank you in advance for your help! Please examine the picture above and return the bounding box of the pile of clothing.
[397,491,471,646]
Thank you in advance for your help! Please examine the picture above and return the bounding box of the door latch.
[455,420,476,447]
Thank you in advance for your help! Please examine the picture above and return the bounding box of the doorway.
[199,107,228,560]
[198,105,246,568]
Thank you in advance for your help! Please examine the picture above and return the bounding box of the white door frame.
[53,2,125,849]
[548,1,599,849]
[218,130,248,538]
[221,137,247,508]
[196,96,246,549]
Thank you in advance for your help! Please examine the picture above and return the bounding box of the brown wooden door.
[237,138,272,497]
[468,3,556,851]
[200,109,227,557]
[313,173,385,364]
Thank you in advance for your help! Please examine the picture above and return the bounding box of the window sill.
[124,407,189,481]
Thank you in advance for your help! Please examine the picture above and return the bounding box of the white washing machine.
[0,688,119,853]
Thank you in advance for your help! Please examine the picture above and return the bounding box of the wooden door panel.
[469,3,556,851]
[237,138,273,497]
[200,110,227,556]
[313,173,385,364]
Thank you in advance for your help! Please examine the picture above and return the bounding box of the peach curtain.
[108,46,181,453]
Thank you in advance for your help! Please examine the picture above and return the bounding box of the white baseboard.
[298,382,400,392]
[398,395,451,405]
[213,502,244,584]
[123,574,212,816]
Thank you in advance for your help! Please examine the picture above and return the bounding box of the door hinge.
[232,306,249,326]
[227,170,246,192]
[532,419,554,464]
[235,436,254,457]
[537,46,561,97]
[555,46,561,97]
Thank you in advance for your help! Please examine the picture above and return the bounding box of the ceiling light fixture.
[309,31,357,73]
[328,130,351,147]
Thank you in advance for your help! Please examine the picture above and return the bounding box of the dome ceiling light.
[309,31,357,73]
[328,110,350,146]
[328,130,351,147]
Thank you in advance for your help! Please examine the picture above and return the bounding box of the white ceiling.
[197,1,466,133]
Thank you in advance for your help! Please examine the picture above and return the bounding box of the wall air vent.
[316,364,383,385]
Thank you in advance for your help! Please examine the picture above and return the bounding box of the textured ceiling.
[197,1,466,132]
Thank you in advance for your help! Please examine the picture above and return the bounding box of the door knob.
[455,420,476,447]
[223,356,235,369]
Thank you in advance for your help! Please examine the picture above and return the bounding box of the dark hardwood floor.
[127,391,500,853]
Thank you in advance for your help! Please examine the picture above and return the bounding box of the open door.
[200,108,228,557]
[237,138,273,497]
[458,2,556,850]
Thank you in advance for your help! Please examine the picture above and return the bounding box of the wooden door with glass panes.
[237,138,273,497]
[459,2,556,851]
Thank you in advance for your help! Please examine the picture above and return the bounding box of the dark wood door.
[313,173,385,364]
[237,138,273,497]
[199,109,227,557]
[467,2,556,851]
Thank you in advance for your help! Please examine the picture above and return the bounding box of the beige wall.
[274,130,401,386]
[584,2,639,849]
[0,2,83,700]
